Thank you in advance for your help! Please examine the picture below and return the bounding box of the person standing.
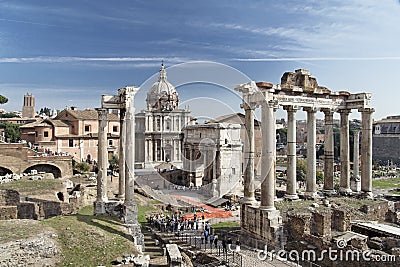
[235,238,241,252]
[222,237,227,254]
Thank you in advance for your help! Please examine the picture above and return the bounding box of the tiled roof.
[56,109,119,121]
[19,120,51,128]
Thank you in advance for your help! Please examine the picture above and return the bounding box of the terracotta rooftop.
[56,109,119,121]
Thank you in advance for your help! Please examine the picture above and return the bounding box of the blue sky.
[1,0,400,120]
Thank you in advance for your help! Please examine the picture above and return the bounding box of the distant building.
[183,123,242,197]
[373,115,400,164]
[135,64,193,168]
[22,93,36,118]
[20,107,120,163]
[208,113,262,175]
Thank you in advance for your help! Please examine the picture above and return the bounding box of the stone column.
[361,108,374,198]
[352,130,360,191]
[118,108,126,200]
[95,108,108,214]
[284,106,298,200]
[339,109,352,193]
[304,107,318,198]
[123,86,139,224]
[154,141,158,161]
[322,109,335,192]
[242,103,257,204]
[144,139,148,162]
[260,100,277,210]
[149,139,153,162]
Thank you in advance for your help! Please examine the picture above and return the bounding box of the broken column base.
[304,191,319,199]
[339,187,353,195]
[241,204,283,247]
[126,223,145,251]
[361,191,374,199]
[123,203,138,224]
[240,197,258,206]
[94,200,107,214]
[284,194,299,201]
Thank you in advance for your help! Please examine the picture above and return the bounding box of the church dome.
[146,63,179,111]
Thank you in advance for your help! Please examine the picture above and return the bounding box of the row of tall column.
[241,99,375,210]
[95,87,140,224]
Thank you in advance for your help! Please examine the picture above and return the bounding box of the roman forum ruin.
[236,69,373,243]
[95,68,374,246]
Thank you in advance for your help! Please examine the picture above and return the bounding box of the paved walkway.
[172,194,232,220]
[151,226,294,267]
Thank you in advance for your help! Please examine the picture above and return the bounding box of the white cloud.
[0,56,189,64]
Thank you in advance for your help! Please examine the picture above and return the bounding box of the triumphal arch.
[236,69,373,243]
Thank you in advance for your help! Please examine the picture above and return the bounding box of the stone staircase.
[141,226,168,267]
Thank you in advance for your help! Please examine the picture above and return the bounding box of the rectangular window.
[113,126,118,132]
[35,131,38,137]
[108,139,113,146]
[84,125,90,132]
[44,131,49,137]
[68,139,74,147]
[232,168,236,175]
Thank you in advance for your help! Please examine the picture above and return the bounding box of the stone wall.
[25,197,75,219]
[331,208,352,232]
[0,206,17,220]
[17,202,40,220]
[0,189,20,206]
[373,135,400,164]
[286,212,311,241]
[241,204,282,245]
[360,201,389,221]
[311,210,331,240]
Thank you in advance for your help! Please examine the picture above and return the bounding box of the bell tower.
[22,93,36,118]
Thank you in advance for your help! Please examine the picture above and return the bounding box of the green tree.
[0,112,18,118]
[74,162,90,173]
[0,95,8,104]
[0,123,20,142]
[276,128,287,144]
[109,155,119,174]
[39,107,51,116]
[316,171,324,184]
[296,158,306,182]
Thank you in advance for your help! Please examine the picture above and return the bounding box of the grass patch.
[372,177,400,189]
[0,178,64,196]
[42,205,136,266]
[211,221,240,229]
[138,205,157,224]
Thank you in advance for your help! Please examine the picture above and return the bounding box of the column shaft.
[284,106,298,199]
[305,108,317,198]
[260,101,276,210]
[339,110,351,193]
[323,109,335,191]
[353,130,360,179]
[243,105,256,204]
[118,108,126,200]
[124,86,139,224]
[95,108,108,213]
[361,108,374,197]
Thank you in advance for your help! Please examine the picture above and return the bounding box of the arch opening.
[24,164,62,178]
[0,167,13,176]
